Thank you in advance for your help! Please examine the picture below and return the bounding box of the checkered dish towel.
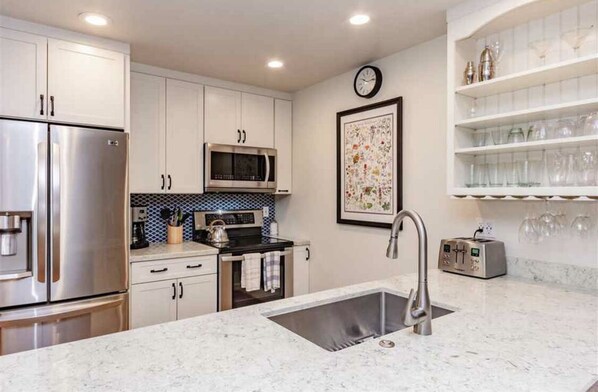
[241,253,262,292]
[263,251,281,293]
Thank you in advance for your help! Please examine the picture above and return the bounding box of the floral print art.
[343,114,393,215]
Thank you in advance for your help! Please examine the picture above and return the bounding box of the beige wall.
[276,35,597,292]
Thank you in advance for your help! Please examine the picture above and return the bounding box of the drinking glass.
[553,119,576,138]
[576,148,597,186]
[486,155,502,187]
[507,127,525,144]
[527,121,550,142]
[528,39,553,63]
[527,156,544,187]
[473,130,486,147]
[554,210,568,236]
[538,202,558,238]
[516,158,530,187]
[466,157,487,187]
[583,112,598,136]
[491,127,508,145]
[489,40,505,75]
[505,162,518,187]
[519,214,540,244]
[571,214,594,238]
[546,150,569,186]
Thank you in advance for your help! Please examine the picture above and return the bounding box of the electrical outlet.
[263,206,269,218]
[476,219,495,238]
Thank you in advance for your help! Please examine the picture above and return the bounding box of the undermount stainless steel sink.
[268,291,453,352]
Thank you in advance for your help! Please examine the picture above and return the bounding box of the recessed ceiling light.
[349,14,370,25]
[79,12,111,26]
[267,60,284,69]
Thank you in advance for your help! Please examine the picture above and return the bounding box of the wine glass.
[561,25,594,56]
[554,119,577,138]
[583,112,598,136]
[576,149,597,186]
[519,214,540,243]
[527,121,550,142]
[571,214,594,238]
[538,201,558,238]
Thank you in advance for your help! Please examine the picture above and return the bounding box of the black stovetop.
[194,233,293,254]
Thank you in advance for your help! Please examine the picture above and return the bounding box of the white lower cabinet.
[131,255,217,329]
[293,245,310,296]
[177,275,217,320]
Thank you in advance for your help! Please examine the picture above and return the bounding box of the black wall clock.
[353,65,382,98]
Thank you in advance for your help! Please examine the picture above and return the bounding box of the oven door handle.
[263,153,270,186]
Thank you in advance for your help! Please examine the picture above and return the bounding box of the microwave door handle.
[264,153,270,185]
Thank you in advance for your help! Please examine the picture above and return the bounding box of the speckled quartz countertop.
[129,241,218,262]
[1,270,596,391]
[270,234,310,246]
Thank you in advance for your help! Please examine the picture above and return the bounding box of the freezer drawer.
[0,293,128,355]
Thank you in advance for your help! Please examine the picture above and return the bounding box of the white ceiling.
[0,0,462,92]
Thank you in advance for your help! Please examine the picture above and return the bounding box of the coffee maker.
[130,206,150,249]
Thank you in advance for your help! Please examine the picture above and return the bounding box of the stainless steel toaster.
[438,238,506,279]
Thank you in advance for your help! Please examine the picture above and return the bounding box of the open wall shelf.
[447,0,598,201]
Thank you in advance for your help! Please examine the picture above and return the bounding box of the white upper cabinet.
[205,86,274,148]
[204,86,242,145]
[166,79,204,194]
[0,28,47,120]
[48,39,125,128]
[130,73,166,193]
[241,93,274,148]
[274,99,292,194]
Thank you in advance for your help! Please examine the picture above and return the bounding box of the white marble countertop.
[129,241,218,262]
[1,270,596,391]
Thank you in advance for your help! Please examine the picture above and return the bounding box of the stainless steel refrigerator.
[0,119,128,355]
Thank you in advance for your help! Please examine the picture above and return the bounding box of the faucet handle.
[402,288,427,327]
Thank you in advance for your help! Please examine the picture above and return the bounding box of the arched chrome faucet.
[386,210,432,335]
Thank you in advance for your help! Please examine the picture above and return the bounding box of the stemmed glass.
[538,201,558,238]
[561,25,594,56]
[519,212,541,243]
[489,40,505,76]
[528,39,553,65]
[571,214,594,238]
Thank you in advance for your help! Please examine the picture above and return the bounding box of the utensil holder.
[167,225,183,244]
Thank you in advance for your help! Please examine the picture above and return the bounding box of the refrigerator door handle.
[37,142,47,283]
[51,142,61,283]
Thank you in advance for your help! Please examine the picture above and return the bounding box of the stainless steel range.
[0,119,129,355]
[193,209,294,310]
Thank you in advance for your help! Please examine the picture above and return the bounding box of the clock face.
[354,66,382,98]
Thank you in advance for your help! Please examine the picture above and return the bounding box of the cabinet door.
[204,86,241,145]
[177,275,217,320]
[0,28,47,120]
[131,280,177,328]
[130,73,166,193]
[48,39,125,128]
[241,93,274,148]
[274,99,292,194]
[293,246,310,296]
[166,79,204,193]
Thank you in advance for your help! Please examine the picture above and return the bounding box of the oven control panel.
[194,209,264,230]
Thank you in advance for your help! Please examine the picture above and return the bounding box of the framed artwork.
[336,97,402,228]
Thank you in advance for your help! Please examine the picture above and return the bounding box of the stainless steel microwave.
[204,143,277,193]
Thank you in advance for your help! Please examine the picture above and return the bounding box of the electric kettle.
[206,219,229,243]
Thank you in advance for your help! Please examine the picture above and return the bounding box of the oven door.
[219,248,293,311]
[205,143,276,193]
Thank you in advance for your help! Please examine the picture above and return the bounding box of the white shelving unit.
[447,0,598,201]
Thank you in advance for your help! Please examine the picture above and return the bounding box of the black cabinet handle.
[237,129,241,143]
[168,175,172,190]
[179,282,183,299]
[277,189,289,193]
[242,130,246,143]
[40,94,44,115]
[50,96,55,116]
[186,264,203,269]
[150,267,168,273]
[172,282,176,300]
[161,174,165,190]
[306,247,310,261]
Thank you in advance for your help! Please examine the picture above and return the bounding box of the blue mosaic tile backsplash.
[131,193,275,243]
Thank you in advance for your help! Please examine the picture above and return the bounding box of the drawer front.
[131,256,217,284]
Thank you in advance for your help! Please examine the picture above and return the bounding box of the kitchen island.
[0,270,596,391]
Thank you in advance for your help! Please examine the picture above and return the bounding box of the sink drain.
[379,339,395,348]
